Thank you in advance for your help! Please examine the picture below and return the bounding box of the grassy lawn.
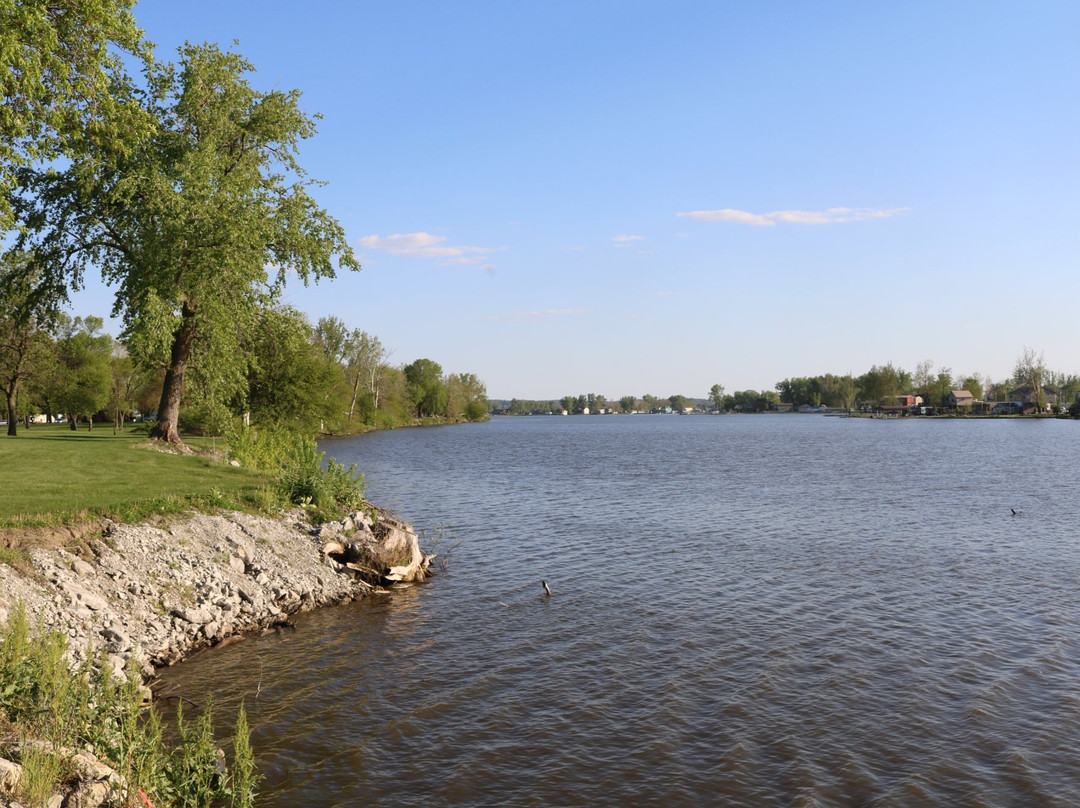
[0,424,269,528]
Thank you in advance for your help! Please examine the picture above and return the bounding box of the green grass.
[0,424,270,528]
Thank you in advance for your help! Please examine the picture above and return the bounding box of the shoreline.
[0,506,430,685]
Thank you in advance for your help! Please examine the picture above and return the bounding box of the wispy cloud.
[612,234,645,247]
[358,232,503,265]
[676,207,910,226]
[483,308,586,323]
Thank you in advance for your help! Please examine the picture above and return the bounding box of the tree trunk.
[150,302,198,444]
[68,414,77,431]
[5,386,17,437]
[347,369,361,421]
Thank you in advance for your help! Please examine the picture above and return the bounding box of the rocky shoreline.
[0,505,430,680]
[0,505,430,807]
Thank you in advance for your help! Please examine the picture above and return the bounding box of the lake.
[157,414,1080,806]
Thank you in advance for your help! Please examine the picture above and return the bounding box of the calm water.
[158,415,1080,807]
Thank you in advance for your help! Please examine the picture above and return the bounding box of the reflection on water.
[159,416,1080,806]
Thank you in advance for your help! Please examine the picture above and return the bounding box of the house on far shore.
[1008,386,1053,412]
[947,390,975,409]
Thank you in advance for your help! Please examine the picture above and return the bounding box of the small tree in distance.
[709,384,725,412]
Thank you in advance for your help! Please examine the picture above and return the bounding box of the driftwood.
[319,511,433,584]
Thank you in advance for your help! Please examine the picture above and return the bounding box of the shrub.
[231,427,365,515]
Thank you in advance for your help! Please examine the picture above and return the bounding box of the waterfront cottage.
[947,390,974,409]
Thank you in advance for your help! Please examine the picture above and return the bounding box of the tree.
[641,393,658,411]
[857,363,910,406]
[404,358,446,418]
[669,394,689,412]
[709,384,725,412]
[12,43,359,444]
[959,375,983,402]
[619,395,636,413]
[107,348,153,433]
[314,316,350,366]
[819,374,856,410]
[1,0,149,229]
[559,395,575,414]
[53,316,112,429]
[446,372,487,421]
[775,377,821,407]
[930,368,953,409]
[344,330,389,421]
[245,306,340,432]
[1013,346,1048,412]
[911,359,935,399]
[0,253,60,435]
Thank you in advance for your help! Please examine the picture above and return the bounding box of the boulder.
[0,757,23,792]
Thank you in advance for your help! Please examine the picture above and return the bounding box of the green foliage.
[276,434,365,514]
[245,306,344,433]
[228,703,259,808]
[404,358,447,418]
[708,384,725,411]
[0,603,256,806]
[857,363,911,406]
[12,42,359,444]
[0,0,150,229]
[446,372,488,421]
[0,252,63,435]
[230,427,365,516]
[19,741,68,805]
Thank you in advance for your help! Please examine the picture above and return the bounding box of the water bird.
[1011,507,1021,516]
[542,580,552,597]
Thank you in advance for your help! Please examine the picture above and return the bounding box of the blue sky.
[74,1,1080,400]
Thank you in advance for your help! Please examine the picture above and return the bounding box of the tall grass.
[0,603,257,806]
[229,426,365,520]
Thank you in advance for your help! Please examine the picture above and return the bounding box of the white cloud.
[676,207,910,226]
[483,308,586,323]
[612,234,645,246]
[357,232,503,265]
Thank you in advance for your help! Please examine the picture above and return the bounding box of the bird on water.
[542,580,552,597]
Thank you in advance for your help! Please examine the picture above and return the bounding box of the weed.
[0,602,256,806]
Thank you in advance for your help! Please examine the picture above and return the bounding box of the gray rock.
[63,584,108,612]
[172,607,213,625]
[72,558,95,577]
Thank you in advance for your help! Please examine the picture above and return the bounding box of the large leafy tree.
[404,358,446,418]
[13,42,359,443]
[1,0,148,228]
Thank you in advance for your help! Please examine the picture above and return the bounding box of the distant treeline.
[497,349,1080,416]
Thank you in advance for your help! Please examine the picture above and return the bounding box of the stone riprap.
[0,506,430,680]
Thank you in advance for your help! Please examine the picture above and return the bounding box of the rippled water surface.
[158,415,1080,806]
